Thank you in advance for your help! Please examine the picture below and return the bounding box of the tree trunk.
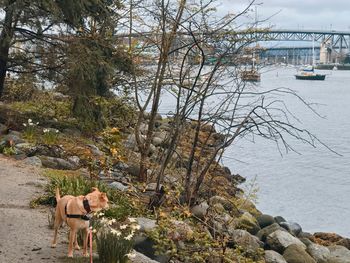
[0,4,16,99]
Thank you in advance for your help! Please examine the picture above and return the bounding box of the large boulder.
[131,250,159,263]
[230,229,263,252]
[306,243,330,263]
[280,221,302,237]
[264,250,287,263]
[39,156,78,170]
[23,156,42,167]
[283,244,316,263]
[274,216,287,225]
[266,230,306,253]
[256,223,287,242]
[191,201,209,219]
[135,217,157,232]
[15,143,37,156]
[235,212,261,235]
[109,182,129,192]
[328,245,350,263]
[257,214,276,229]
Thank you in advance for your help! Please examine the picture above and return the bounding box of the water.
[226,67,350,237]
[157,66,350,237]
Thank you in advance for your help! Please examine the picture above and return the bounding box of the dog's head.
[86,187,109,212]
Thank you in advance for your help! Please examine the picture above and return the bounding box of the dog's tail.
[55,188,61,201]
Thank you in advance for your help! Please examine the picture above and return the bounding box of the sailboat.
[241,5,261,82]
[295,35,326,81]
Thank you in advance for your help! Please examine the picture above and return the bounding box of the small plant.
[42,128,60,145]
[23,118,39,141]
[95,216,139,263]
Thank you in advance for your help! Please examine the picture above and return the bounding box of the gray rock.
[230,229,263,252]
[235,212,261,235]
[283,244,316,263]
[274,216,287,225]
[67,156,80,166]
[256,223,287,242]
[136,217,157,232]
[191,201,209,219]
[139,123,148,134]
[39,156,78,170]
[328,245,350,263]
[109,182,128,192]
[23,156,42,167]
[113,161,129,171]
[306,243,330,263]
[280,221,302,237]
[264,250,287,263]
[257,214,276,229]
[133,235,169,263]
[15,143,37,156]
[152,137,163,147]
[209,195,234,211]
[131,250,158,263]
[3,133,24,144]
[87,144,104,157]
[266,229,306,253]
[127,164,141,177]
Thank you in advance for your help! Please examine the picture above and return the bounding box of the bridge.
[121,28,350,64]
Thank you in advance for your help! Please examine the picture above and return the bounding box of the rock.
[191,201,209,219]
[15,143,37,156]
[264,250,287,263]
[127,164,141,177]
[306,243,331,263]
[87,144,104,157]
[136,217,157,232]
[39,156,78,170]
[209,195,234,211]
[51,92,70,101]
[23,156,42,167]
[134,235,169,263]
[300,237,314,247]
[152,137,163,147]
[169,220,194,241]
[266,230,306,253]
[274,216,287,225]
[280,221,302,237]
[283,244,316,263]
[336,238,350,250]
[256,223,287,242]
[235,197,261,217]
[257,214,276,229]
[230,229,263,252]
[3,133,24,144]
[113,161,129,171]
[33,144,64,158]
[131,250,159,263]
[148,144,157,155]
[67,156,80,166]
[328,245,350,263]
[124,134,145,150]
[235,212,261,235]
[139,123,148,134]
[109,182,128,192]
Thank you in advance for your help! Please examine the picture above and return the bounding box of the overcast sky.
[218,0,350,31]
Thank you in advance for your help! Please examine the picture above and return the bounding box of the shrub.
[22,118,39,142]
[42,128,60,145]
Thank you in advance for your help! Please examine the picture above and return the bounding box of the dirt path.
[0,155,70,262]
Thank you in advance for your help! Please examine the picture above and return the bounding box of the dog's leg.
[74,231,81,250]
[51,208,63,248]
[82,227,89,257]
[68,229,76,258]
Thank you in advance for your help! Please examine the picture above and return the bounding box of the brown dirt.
[0,155,84,262]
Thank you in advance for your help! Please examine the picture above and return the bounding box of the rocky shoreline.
[1,102,350,263]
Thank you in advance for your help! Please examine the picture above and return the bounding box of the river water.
[225,67,350,237]
[157,66,350,237]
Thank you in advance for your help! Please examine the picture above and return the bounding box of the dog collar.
[83,198,91,214]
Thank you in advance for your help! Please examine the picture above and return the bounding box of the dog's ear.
[92,187,99,192]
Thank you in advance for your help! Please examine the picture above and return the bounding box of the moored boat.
[295,66,326,81]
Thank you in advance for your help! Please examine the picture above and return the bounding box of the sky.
[218,0,350,31]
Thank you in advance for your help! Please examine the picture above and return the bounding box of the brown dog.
[51,187,109,257]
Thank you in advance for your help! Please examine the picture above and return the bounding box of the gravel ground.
[0,155,81,262]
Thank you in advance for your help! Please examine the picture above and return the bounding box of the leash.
[90,227,93,263]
